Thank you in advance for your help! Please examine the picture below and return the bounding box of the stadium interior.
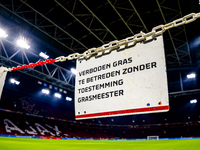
[0,0,200,140]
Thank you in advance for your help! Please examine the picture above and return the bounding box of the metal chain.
[6,12,200,72]
[55,12,200,62]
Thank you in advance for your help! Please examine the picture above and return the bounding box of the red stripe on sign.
[76,105,169,119]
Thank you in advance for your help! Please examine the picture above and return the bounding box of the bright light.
[15,81,20,85]
[10,79,15,84]
[190,99,197,104]
[0,29,8,38]
[54,93,61,98]
[71,68,77,75]
[10,78,20,85]
[39,52,49,59]
[42,89,50,94]
[16,39,30,49]
[66,97,72,101]
[187,73,196,79]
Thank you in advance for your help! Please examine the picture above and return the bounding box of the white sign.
[75,36,169,120]
[0,66,8,100]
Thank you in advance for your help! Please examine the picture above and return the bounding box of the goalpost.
[147,136,159,140]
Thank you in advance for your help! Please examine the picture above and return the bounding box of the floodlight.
[187,73,196,79]
[190,99,197,104]
[16,39,30,49]
[66,97,72,101]
[42,89,50,94]
[0,29,8,38]
[39,52,49,59]
[55,93,61,98]
[15,81,20,85]
[10,79,15,84]
[71,68,77,75]
[10,78,20,85]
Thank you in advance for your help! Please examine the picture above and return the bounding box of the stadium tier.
[0,87,200,139]
[0,110,200,139]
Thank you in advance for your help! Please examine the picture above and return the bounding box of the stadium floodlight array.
[54,93,61,98]
[16,38,30,49]
[190,99,197,104]
[71,68,77,75]
[39,52,49,59]
[10,78,20,85]
[187,73,196,79]
[66,97,72,101]
[0,29,8,38]
[42,89,50,94]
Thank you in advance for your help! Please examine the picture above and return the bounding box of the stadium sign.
[75,35,169,120]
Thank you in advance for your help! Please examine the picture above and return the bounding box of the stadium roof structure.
[0,0,200,122]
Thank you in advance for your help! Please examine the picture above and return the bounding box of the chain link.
[49,12,200,62]
[6,12,200,72]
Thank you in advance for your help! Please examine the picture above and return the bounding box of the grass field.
[0,137,200,150]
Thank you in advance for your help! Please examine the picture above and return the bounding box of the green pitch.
[0,137,199,150]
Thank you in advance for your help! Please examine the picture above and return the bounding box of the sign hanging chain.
[7,12,200,72]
